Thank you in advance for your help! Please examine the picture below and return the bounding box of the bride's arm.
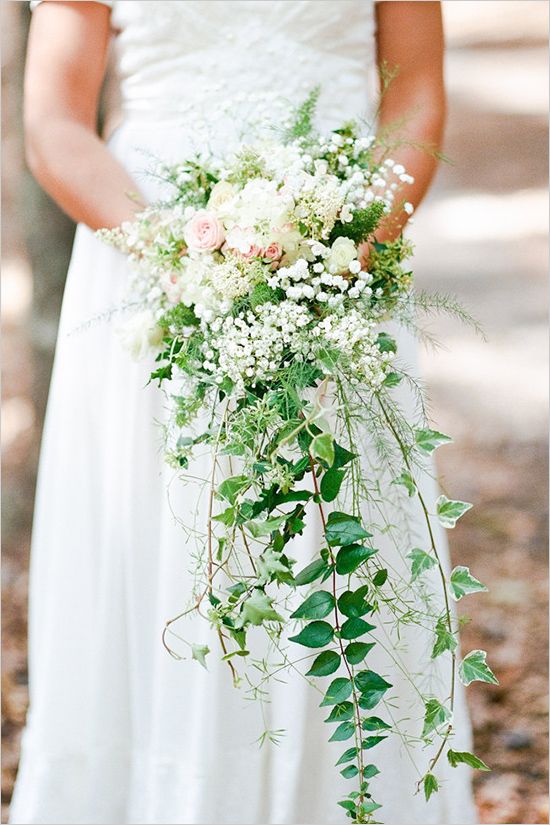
[25,1,143,230]
[374,0,446,241]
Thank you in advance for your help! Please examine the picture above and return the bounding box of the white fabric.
[12,3,477,824]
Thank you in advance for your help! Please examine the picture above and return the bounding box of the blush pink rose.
[262,242,283,264]
[183,210,225,251]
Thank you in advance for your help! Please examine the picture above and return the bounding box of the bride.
[11,2,477,823]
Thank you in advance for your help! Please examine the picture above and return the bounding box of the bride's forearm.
[25,118,143,231]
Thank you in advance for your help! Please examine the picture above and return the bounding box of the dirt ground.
[2,3,548,824]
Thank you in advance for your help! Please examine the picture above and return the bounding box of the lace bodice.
[32,1,379,133]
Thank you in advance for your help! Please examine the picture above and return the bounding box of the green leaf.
[337,800,356,813]
[335,746,358,765]
[341,764,359,779]
[459,650,499,686]
[325,702,354,723]
[362,716,391,731]
[332,442,357,470]
[311,432,335,466]
[340,617,376,640]
[447,749,490,771]
[293,558,329,586]
[422,698,452,738]
[238,590,284,627]
[358,801,382,816]
[336,544,378,575]
[320,468,345,502]
[320,677,353,707]
[289,620,334,648]
[383,371,402,388]
[329,721,356,742]
[373,568,388,587]
[436,495,472,529]
[424,773,439,801]
[355,671,392,710]
[338,590,372,618]
[218,475,249,504]
[415,428,453,454]
[191,643,210,669]
[376,331,397,353]
[449,566,488,601]
[392,471,416,496]
[344,642,375,665]
[212,506,236,526]
[291,590,335,620]
[431,615,458,659]
[361,735,387,750]
[247,515,287,538]
[325,512,372,547]
[306,650,341,677]
[362,764,380,779]
[407,547,438,582]
[256,548,289,583]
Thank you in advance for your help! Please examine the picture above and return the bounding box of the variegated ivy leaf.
[191,643,210,669]
[247,515,287,538]
[407,547,438,582]
[436,495,472,529]
[431,615,458,659]
[447,749,490,771]
[238,590,284,628]
[392,471,416,497]
[415,428,453,454]
[423,773,439,801]
[256,548,289,583]
[459,650,499,686]
[449,566,488,601]
[422,698,452,738]
[311,432,335,466]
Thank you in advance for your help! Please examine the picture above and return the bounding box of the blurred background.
[1,1,548,822]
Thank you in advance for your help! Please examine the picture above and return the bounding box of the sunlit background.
[2,2,548,822]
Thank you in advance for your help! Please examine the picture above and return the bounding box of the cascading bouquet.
[99,91,497,823]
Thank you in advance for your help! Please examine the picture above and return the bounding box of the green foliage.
[288,620,334,648]
[414,428,452,454]
[407,548,438,582]
[436,495,473,528]
[340,617,376,640]
[392,470,416,497]
[344,642,375,665]
[284,86,320,140]
[306,650,341,677]
[422,698,451,738]
[423,773,439,801]
[191,643,210,669]
[320,677,353,707]
[291,590,335,620]
[320,467,345,502]
[449,566,488,601]
[238,590,284,627]
[447,750,490,771]
[431,616,458,659]
[311,432,335,466]
[355,671,392,710]
[329,200,386,245]
[336,544,378,575]
[326,512,373,547]
[459,650,499,686]
[293,558,329,586]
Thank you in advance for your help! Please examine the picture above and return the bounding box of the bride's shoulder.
[30,0,112,9]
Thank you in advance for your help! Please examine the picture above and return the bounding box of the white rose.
[117,310,163,361]
[326,236,358,274]
[208,180,237,210]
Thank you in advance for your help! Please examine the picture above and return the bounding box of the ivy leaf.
[238,590,284,627]
[306,650,341,677]
[311,432,335,466]
[392,471,416,497]
[320,677,353,707]
[383,371,402,388]
[415,429,453,454]
[459,650,499,686]
[325,702,355,723]
[376,331,397,353]
[424,773,439,801]
[431,615,458,659]
[341,764,359,779]
[291,590,335,620]
[289,620,334,648]
[336,544,378,575]
[320,468,346,502]
[325,512,372,547]
[362,716,391,731]
[344,642,375,665]
[340,617,376,640]
[329,721,356,742]
[338,590,373,618]
[355,671,392,710]
[212,506,236,526]
[217,475,249,504]
[256,548,289,583]
[407,547,438,582]
[422,698,452,738]
[335,746,358,765]
[449,566,488,601]
[247,515,287,538]
[436,495,472,529]
[447,750,490,771]
[293,558,329,586]
[191,643,210,669]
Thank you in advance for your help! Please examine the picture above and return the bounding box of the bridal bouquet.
[99,91,495,823]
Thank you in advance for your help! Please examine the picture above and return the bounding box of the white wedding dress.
[11,3,477,824]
